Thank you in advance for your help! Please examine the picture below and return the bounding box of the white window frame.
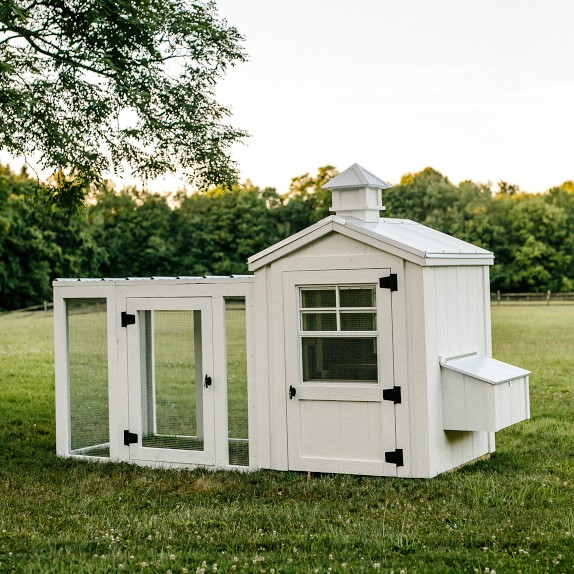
[298,284,379,384]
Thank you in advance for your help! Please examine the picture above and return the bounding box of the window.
[299,286,378,383]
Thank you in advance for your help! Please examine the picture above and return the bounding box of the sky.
[210,0,574,194]
[2,0,573,195]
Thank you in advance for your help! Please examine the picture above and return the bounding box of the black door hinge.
[383,386,402,404]
[379,274,398,292]
[123,430,138,445]
[121,312,136,327]
[385,448,404,467]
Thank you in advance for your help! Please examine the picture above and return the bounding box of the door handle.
[204,375,212,388]
[289,385,296,400]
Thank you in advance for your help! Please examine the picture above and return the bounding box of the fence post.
[546,290,551,306]
[44,301,48,312]
[497,290,501,306]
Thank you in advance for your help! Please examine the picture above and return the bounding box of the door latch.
[204,375,212,388]
[288,385,297,399]
[123,430,138,445]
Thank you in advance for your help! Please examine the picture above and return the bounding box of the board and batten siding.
[252,232,409,475]
[401,261,429,478]
[422,265,494,477]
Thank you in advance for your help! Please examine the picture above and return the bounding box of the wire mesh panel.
[140,310,204,451]
[226,298,249,466]
[67,299,109,457]
[301,337,378,382]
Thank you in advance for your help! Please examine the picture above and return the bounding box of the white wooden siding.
[422,266,492,476]
[256,231,406,475]
[252,266,272,468]
[299,401,385,461]
[402,262,430,478]
[442,370,530,432]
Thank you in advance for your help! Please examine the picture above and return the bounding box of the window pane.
[302,337,378,382]
[301,289,336,308]
[339,287,375,308]
[340,312,377,331]
[302,312,337,331]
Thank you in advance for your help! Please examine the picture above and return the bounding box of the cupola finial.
[323,163,392,222]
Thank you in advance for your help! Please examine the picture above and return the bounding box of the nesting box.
[440,352,530,432]
[53,163,530,478]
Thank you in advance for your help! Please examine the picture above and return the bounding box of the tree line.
[0,164,572,311]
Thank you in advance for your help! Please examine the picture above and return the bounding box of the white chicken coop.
[54,163,530,477]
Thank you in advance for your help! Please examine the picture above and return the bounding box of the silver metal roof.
[248,215,494,270]
[322,163,392,190]
[345,217,493,259]
[441,353,531,385]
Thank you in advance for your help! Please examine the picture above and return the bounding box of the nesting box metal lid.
[440,352,531,385]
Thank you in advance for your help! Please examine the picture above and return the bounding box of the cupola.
[323,163,392,222]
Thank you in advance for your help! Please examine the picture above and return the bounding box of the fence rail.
[491,291,574,305]
[0,301,53,316]
[2,295,574,314]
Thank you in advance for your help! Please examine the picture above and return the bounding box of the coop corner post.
[53,286,70,457]
[212,294,230,468]
[251,266,272,470]
[389,262,412,478]
[244,283,258,470]
[108,281,125,462]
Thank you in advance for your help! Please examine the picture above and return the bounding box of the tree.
[85,185,177,278]
[0,0,247,210]
[281,165,339,234]
[173,183,284,276]
[0,164,106,310]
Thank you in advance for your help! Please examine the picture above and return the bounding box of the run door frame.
[115,280,256,469]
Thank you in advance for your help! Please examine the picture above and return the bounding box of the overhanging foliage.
[0,0,247,210]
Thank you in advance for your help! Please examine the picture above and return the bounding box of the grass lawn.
[0,306,573,573]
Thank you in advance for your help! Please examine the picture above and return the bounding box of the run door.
[284,269,399,476]
[125,297,215,466]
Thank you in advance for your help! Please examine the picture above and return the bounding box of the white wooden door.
[284,269,399,476]
[125,297,215,466]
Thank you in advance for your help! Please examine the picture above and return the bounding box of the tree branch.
[4,24,116,79]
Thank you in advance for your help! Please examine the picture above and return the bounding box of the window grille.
[226,298,249,466]
[299,286,378,383]
[67,298,109,456]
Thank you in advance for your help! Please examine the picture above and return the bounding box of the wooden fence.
[491,291,574,305]
[0,301,54,316]
[3,295,574,314]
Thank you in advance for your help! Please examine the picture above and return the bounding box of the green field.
[0,307,573,573]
